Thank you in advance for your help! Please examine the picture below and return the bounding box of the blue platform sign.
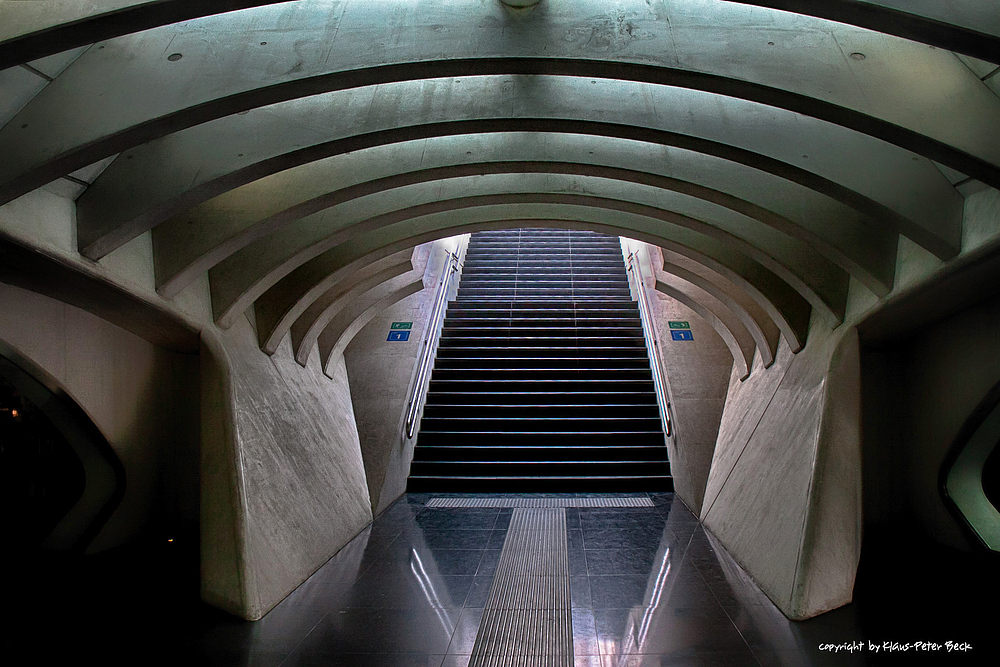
[387,330,411,342]
[670,330,694,341]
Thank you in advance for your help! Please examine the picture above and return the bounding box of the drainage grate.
[426,496,653,508]
[470,508,572,667]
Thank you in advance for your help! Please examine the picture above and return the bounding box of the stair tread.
[410,228,668,492]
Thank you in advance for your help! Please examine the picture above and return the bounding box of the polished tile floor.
[5,492,992,665]
[193,493,878,666]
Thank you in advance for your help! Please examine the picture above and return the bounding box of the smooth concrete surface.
[318,276,426,377]
[208,184,825,340]
[659,258,774,369]
[0,1,287,45]
[289,250,415,365]
[201,315,373,620]
[0,188,76,255]
[344,241,456,515]
[0,0,984,223]
[701,309,861,620]
[115,131,882,298]
[0,281,199,552]
[0,188,201,352]
[2,178,385,620]
[642,246,734,516]
[961,186,1000,253]
[654,272,755,380]
[0,0,998,632]
[729,1,1000,61]
[661,247,782,365]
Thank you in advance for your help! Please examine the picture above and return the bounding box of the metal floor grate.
[426,496,653,508]
[470,508,571,667]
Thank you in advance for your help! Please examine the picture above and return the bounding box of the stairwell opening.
[406,228,672,492]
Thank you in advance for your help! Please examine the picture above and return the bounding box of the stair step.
[413,445,668,459]
[408,461,670,477]
[409,228,668,492]
[438,338,647,348]
[421,404,660,418]
[436,347,650,358]
[425,392,658,405]
[430,369,653,381]
[406,476,674,492]
[416,431,666,446]
[419,416,663,431]
[434,357,651,369]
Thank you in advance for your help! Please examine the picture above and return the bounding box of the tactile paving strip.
[426,496,653,508]
[469,508,571,667]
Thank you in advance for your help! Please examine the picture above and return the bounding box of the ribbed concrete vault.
[0,0,995,379]
[2,0,996,373]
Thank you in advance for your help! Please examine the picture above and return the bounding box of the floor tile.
[464,576,494,607]
[486,528,509,549]
[585,549,660,575]
[416,508,500,531]
[573,608,601,656]
[571,576,592,609]
[590,575,658,608]
[445,608,485,655]
[600,649,761,666]
[419,529,493,550]
[344,568,474,610]
[583,526,666,551]
[594,605,750,657]
[291,608,459,655]
[107,493,897,666]
[282,652,446,666]
[476,549,502,577]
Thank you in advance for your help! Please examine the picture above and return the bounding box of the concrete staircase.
[407,228,671,492]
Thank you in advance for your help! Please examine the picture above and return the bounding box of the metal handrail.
[627,251,673,440]
[404,249,462,438]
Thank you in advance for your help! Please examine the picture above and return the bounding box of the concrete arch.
[652,273,754,382]
[222,194,820,353]
[729,1,1000,63]
[149,155,866,305]
[0,1,294,69]
[3,1,994,68]
[316,276,426,378]
[70,79,955,261]
[292,235,776,374]
[287,252,417,363]
[656,254,779,369]
[1,2,994,204]
[169,170,849,326]
[204,185,840,329]
[240,213,810,360]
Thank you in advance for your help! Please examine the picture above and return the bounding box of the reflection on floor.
[195,493,868,666]
[8,492,992,665]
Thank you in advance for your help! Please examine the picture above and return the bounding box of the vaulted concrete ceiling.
[1,0,996,373]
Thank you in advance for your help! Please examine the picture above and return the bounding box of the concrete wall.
[200,314,372,620]
[0,281,199,552]
[692,187,1000,620]
[862,292,1000,551]
[3,175,993,623]
[345,239,462,515]
[861,186,1000,549]
[701,308,862,620]
[621,240,733,515]
[2,188,379,620]
[647,276,734,516]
